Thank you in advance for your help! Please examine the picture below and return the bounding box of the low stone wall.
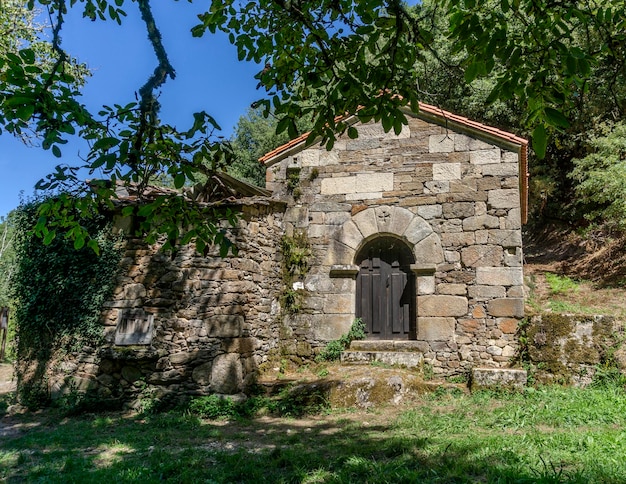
[523,314,625,385]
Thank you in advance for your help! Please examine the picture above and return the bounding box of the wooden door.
[356,239,415,340]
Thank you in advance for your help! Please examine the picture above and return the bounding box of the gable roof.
[259,102,529,223]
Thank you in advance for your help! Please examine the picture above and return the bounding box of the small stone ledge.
[410,263,437,275]
[330,264,360,278]
[350,340,427,352]
[99,347,166,361]
[471,367,527,391]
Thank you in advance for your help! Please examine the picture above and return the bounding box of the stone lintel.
[330,265,360,278]
[411,263,436,275]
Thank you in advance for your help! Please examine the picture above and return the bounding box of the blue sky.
[0,2,262,217]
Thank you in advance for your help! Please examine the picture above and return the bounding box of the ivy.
[11,199,122,363]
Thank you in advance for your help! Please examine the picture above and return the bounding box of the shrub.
[316,318,366,362]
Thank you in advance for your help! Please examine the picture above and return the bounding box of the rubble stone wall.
[42,201,288,407]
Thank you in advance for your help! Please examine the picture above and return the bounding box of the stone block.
[355,173,394,193]
[438,283,467,295]
[433,163,461,181]
[488,189,520,209]
[454,134,471,151]
[205,315,244,338]
[403,216,432,245]
[424,181,450,193]
[211,353,243,394]
[353,208,379,239]
[470,149,501,164]
[192,362,212,385]
[417,276,436,295]
[487,229,522,247]
[461,245,504,267]
[498,318,519,334]
[468,285,506,299]
[471,368,527,391]
[482,163,519,177]
[379,206,414,235]
[488,298,524,318]
[462,214,500,231]
[414,233,445,265]
[417,317,455,341]
[311,314,353,340]
[337,220,363,250]
[321,176,355,195]
[441,232,475,247]
[442,202,474,219]
[323,240,356,266]
[299,149,320,167]
[418,295,468,317]
[504,208,522,230]
[345,191,382,200]
[417,205,442,219]
[429,134,455,152]
[476,267,523,286]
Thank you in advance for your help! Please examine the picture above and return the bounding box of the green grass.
[3,384,626,482]
[545,273,580,295]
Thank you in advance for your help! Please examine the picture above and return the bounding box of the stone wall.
[266,116,525,376]
[41,201,287,407]
[524,314,626,386]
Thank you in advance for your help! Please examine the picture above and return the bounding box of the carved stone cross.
[378,209,391,224]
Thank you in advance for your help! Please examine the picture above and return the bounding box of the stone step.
[340,350,424,369]
[349,340,427,352]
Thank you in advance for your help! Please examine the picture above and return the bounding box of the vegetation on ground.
[3,383,626,482]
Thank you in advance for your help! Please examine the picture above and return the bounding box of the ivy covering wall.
[11,201,122,363]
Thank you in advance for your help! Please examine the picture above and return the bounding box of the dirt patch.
[0,363,15,395]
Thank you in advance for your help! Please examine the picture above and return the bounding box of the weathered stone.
[498,318,519,334]
[468,285,507,299]
[442,202,474,219]
[433,163,461,181]
[414,233,445,265]
[487,230,522,247]
[476,267,523,286]
[418,295,468,317]
[417,317,456,341]
[352,208,379,239]
[488,298,525,318]
[481,163,518,177]
[471,368,527,391]
[470,149,501,165]
[461,245,504,267]
[403,216,432,245]
[211,354,243,394]
[356,173,394,193]
[429,134,455,152]
[192,362,212,385]
[488,189,520,209]
[463,214,500,231]
[321,176,355,195]
[337,220,363,250]
[417,205,442,219]
[205,315,244,338]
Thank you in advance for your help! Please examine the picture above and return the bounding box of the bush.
[316,318,366,362]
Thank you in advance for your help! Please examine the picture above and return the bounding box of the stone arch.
[327,206,444,269]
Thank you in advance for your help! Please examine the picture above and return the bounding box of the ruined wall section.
[266,117,524,376]
[46,201,286,407]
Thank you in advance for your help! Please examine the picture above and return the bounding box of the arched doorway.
[355,237,415,340]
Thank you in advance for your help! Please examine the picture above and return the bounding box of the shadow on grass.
[0,407,605,483]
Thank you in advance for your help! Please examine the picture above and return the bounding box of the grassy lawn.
[2,385,626,483]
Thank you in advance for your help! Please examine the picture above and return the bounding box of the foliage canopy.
[2,0,626,247]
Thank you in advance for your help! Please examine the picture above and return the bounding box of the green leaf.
[347,126,358,139]
[52,145,62,158]
[545,108,570,129]
[74,236,85,250]
[43,231,56,245]
[532,124,548,159]
[465,62,480,83]
[93,137,120,151]
[174,173,185,189]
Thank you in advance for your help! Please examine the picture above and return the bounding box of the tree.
[3,0,626,251]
